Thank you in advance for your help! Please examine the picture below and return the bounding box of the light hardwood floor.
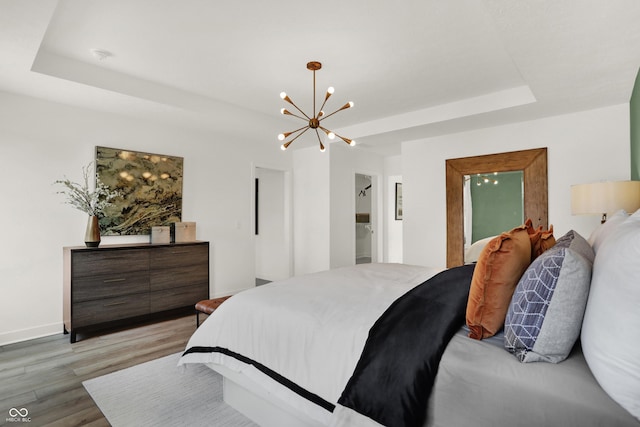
[0,314,202,426]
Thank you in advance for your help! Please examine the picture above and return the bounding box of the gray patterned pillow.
[504,230,594,363]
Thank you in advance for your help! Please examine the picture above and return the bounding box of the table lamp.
[571,180,640,223]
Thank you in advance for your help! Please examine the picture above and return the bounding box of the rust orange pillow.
[525,219,556,260]
[466,224,532,340]
[536,224,555,256]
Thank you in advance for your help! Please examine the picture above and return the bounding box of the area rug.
[83,352,258,427]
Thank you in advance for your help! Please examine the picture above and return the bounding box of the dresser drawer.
[73,294,150,327]
[149,285,208,312]
[72,271,149,303]
[150,244,208,269]
[72,249,149,277]
[149,264,209,291]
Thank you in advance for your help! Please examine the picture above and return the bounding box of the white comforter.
[178,263,440,425]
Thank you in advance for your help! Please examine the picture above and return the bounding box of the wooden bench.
[195,296,231,327]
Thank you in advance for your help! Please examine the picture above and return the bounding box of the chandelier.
[278,61,355,152]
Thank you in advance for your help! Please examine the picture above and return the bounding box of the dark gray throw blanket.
[337,264,475,427]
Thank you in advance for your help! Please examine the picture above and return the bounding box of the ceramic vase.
[84,215,101,247]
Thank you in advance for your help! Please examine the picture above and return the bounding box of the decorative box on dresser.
[63,241,209,343]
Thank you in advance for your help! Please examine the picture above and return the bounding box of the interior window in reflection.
[463,171,524,249]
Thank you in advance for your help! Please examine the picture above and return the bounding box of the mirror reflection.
[464,171,525,244]
[463,171,524,263]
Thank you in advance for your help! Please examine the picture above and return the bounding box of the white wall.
[0,91,291,345]
[293,146,331,275]
[384,156,403,263]
[402,104,631,269]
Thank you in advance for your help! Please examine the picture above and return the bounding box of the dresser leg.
[70,332,77,344]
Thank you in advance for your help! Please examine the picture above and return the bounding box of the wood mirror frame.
[445,147,548,268]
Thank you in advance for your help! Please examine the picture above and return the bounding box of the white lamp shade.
[571,181,640,215]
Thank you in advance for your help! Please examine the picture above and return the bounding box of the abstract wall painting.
[95,146,183,235]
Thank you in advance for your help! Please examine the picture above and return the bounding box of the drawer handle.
[104,301,128,307]
[103,278,126,283]
[170,251,189,255]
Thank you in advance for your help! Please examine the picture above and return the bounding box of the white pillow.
[464,235,496,263]
[587,209,629,253]
[581,209,640,421]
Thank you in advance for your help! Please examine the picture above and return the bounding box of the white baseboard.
[0,322,61,346]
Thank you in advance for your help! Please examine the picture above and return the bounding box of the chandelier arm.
[314,129,325,151]
[285,96,312,120]
[317,87,334,117]
[318,125,334,138]
[317,98,330,117]
[283,124,310,138]
[318,102,352,121]
[283,111,309,121]
[331,131,353,146]
[284,126,311,145]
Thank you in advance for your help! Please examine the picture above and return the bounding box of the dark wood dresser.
[63,241,209,343]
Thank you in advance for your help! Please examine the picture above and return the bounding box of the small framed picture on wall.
[395,182,403,220]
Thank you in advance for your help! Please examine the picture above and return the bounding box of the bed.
[178,212,640,427]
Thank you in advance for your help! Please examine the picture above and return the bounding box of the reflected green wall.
[631,68,640,180]
[470,171,524,243]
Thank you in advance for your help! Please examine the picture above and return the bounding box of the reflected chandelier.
[278,61,355,152]
[475,173,499,186]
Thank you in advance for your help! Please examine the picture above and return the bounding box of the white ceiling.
[2,0,640,155]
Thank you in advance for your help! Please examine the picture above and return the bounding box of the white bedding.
[178,263,441,425]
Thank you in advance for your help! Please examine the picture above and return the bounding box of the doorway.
[254,166,292,285]
[355,174,373,264]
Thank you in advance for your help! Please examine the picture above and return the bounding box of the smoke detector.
[90,48,113,61]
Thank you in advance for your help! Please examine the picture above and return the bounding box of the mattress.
[427,329,639,427]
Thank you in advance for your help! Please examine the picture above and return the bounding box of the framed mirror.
[445,147,548,267]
